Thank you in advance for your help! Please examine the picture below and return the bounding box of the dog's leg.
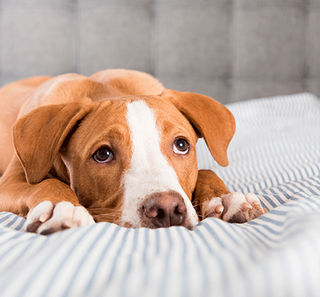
[193,170,265,223]
[0,159,94,234]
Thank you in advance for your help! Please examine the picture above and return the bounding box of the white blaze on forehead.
[122,100,199,227]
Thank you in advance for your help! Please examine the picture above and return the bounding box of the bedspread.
[0,93,319,297]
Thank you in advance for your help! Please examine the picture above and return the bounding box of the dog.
[0,69,265,234]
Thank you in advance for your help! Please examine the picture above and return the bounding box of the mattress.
[0,93,319,297]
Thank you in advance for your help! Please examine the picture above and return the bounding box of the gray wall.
[0,0,319,103]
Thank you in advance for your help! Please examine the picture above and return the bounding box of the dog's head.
[13,89,235,229]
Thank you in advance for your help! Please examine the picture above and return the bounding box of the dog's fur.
[0,69,264,234]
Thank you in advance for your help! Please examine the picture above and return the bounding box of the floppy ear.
[13,103,93,184]
[163,89,235,167]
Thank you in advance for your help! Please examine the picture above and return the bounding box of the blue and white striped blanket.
[0,93,319,297]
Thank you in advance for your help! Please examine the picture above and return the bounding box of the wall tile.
[2,0,74,10]
[306,10,320,79]
[233,7,305,80]
[306,78,320,97]
[157,75,229,103]
[0,0,76,80]
[0,0,317,102]
[155,0,232,9]
[309,0,320,9]
[155,0,232,79]
[78,0,153,75]
[231,80,304,101]
[234,0,306,9]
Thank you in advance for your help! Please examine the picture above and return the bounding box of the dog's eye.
[92,147,114,163]
[173,138,190,155]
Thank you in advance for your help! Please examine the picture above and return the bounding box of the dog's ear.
[162,89,235,167]
[13,103,93,184]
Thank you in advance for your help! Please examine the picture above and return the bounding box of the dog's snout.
[142,192,186,228]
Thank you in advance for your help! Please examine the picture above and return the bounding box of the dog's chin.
[120,219,194,230]
[121,221,136,228]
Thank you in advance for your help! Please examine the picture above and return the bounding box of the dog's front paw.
[202,192,265,223]
[25,201,95,234]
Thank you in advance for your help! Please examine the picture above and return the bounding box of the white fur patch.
[203,192,264,222]
[122,100,199,227]
[25,201,95,234]
[220,192,249,221]
[202,197,224,218]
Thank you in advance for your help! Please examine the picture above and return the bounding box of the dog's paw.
[24,201,95,234]
[202,192,265,223]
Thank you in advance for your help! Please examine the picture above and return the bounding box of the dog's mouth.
[119,191,195,229]
[88,190,198,229]
[140,220,194,230]
[121,220,194,230]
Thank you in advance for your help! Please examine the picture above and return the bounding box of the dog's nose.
[142,192,186,228]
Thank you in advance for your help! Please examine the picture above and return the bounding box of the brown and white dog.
[0,69,264,234]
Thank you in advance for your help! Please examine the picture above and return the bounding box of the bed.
[0,93,319,297]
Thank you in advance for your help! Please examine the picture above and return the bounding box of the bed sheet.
[0,93,319,297]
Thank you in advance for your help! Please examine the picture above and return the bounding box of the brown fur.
[0,69,234,226]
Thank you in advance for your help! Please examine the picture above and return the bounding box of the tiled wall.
[0,0,319,103]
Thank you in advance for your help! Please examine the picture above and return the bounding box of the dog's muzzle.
[140,191,187,228]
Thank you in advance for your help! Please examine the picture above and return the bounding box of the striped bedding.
[0,93,319,297]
